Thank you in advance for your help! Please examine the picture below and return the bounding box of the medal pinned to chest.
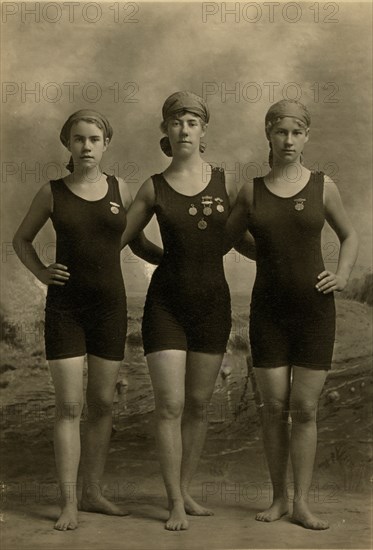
[188,195,225,230]
[110,201,120,214]
[294,198,306,211]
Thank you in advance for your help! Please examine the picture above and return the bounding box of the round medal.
[294,203,304,211]
[111,206,119,214]
[217,204,224,213]
[198,219,207,230]
[203,206,212,216]
[189,205,197,216]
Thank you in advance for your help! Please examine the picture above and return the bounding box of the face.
[166,112,206,156]
[68,120,108,170]
[269,117,309,165]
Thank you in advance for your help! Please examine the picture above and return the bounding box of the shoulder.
[25,181,53,214]
[321,174,343,207]
[36,181,53,207]
[237,179,255,208]
[137,176,156,205]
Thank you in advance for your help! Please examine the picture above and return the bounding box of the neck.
[269,160,304,180]
[70,166,103,183]
[169,150,204,172]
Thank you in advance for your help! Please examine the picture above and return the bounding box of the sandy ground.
[1,448,371,550]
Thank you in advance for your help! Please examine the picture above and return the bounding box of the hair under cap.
[265,100,311,139]
[162,91,210,123]
[60,109,113,147]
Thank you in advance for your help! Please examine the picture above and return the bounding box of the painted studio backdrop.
[1,1,372,549]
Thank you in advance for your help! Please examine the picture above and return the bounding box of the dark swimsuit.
[248,171,336,370]
[142,167,232,355]
[45,175,127,361]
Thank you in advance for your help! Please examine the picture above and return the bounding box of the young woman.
[119,91,253,530]
[226,99,359,529]
[12,109,162,531]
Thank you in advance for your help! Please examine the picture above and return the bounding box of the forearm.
[233,232,256,261]
[335,231,359,282]
[128,235,163,265]
[12,237,46,280]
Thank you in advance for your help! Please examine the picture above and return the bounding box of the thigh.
[86,354,122,406]
[147,350,187,405]
[290,366,328,405]
[85,300,127,361]
[45,306,86,360]
[184,352,224,403]
[254,366,292,403]
[49,357,85,407]
[142,300,187,355]
[249,304,290,368]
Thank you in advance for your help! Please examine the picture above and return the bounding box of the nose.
[180,123,189,136]
[82,139,92,151]
[284,133,293,146]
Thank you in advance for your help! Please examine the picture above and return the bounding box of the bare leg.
[290,366,329,530]
[147,350,189,531]
[80,355,128,515]
[254,367,291,522]
[49,357,84,530]
[181,352,223,516]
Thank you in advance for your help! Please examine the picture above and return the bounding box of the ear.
[103,137,109,152]
[304,128,310,143]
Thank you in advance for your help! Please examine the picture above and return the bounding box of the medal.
[201,195,213,217]
[198,219,207,230]
[110,201,120,214]
[215,197,224,213]
[189,204,197,216]
[294,198,306,211]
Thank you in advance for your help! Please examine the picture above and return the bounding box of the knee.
[261,399,289,423]
[290,399,318,424]
[55,400,83,421]
[184,393,211,421]
[156,398,184,420]
[86,395,114,420]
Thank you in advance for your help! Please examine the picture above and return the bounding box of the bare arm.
[316,176,359,294]
[117,177,163,265]
[12,183,70,285]
[224,175,256,259]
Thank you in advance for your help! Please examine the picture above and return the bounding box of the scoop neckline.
[261,172,312,199]
[160,166,214,198]
[61,174,110,203]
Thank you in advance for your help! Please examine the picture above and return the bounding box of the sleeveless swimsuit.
[45,175,127,361]
[248,172,336,370]
[142,167,231,355]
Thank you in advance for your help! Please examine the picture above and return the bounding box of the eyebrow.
[171,116,199,122]
[72,133,102,138]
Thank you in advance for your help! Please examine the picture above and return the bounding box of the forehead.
[169,112,200,122]
[70,119,104,135]
[272,117,306,130]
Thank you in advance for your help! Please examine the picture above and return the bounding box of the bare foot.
[255,498,288,522]
[54,503,78,531]
[183,493,214,516]
[292,504,329,530]
[166,500,189,531]
[80,494,130,516]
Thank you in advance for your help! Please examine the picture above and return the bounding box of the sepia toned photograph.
[1,1,372,548]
